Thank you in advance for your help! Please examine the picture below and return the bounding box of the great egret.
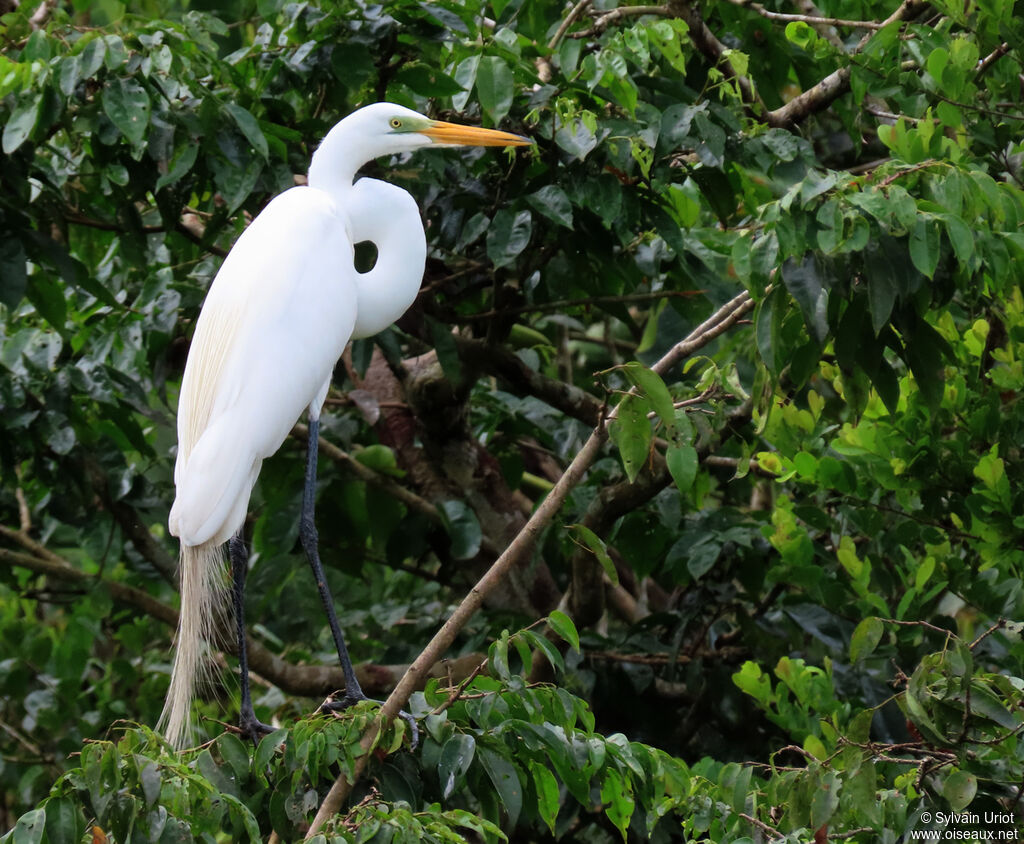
[159,102,531,748]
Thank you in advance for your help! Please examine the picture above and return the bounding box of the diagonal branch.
[305,288,759,836]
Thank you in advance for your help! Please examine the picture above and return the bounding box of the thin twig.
[878,617,954,637]
[725,0,883,29]
[738,812,783,840]
[570,4,670,38]
[969,618,1006,650]
[431,659,488,714]
[292,423,440,522]
[976,42,1010,79]
[458,289,703,322]
[15,487,31,534]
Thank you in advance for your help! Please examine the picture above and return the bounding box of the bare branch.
[724,0,884,29]
[569,4,671,38]
[305,290,760,836]
[457,289,702,322]
[458,337,604,426]
[548,0,592,49]
[766,0,932,127]
[738,812,784,840]
[976,42,1010,79]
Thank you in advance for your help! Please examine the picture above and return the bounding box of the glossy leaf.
[438,734,476,799]
[611,394,650,483]
[102,78,150,145]
[225,103,269,159]
[475,56,514,125]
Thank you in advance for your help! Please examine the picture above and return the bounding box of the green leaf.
[475,56,514,125]
[611,394,650,483]
[155,143,199,192]
[526,185,573,228]
[486,209,532,269]
[622,362,675,432]
[41,798,83,844]
[902,314,950,409]
[479,748,522,828]
[0,236,28,307]
[3,95,42,154]
[438,500,482,560]
[393,64,465,97]
[136,757,161,807]
[354,444,403,476]
[568,524,618,584]
[755,285,786,373]
[225,103,269,159]
[809,770,841,829]
[909,217,941,279]
[850,617,884,661]
[942,770,977,812]
[102,77,151,145]
[27,275,67,331]
[864,246,899,334]
[942,213,974,264]
[10,809,45,844]
[451,55,479,111]
[529,761,560,833]
[216,733,251,784]
[429,316,462,383]
[666,444,698,494]
[547,609,580,652]
[781,255,828,343]
[438,733,476,799]
[253,729,287,771]
[600,768,636,838]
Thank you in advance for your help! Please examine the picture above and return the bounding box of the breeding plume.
[160,103,530,747]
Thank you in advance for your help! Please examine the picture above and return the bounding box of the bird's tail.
[158,541,228,749]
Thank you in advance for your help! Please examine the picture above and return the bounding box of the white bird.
[159,103,531,748]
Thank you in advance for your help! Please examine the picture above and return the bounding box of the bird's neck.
[306,124,427,337]
[307,119,369,196]
[345,178,427,339]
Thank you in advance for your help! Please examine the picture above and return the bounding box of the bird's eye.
[389,118,402,129]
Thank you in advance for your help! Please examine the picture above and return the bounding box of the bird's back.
[170,186,357,547]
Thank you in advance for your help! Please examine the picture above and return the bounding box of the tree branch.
[456,289,703,322]
[292,423,441,522]
[765,0,932,128]
[307,427,609,836]
[305,289,760,835]
[568,4,671,38]
[666,0,763,109]
[724,0,884,30]
[0,529,471,699]
[458,337,604,426]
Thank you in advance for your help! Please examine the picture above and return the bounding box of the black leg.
[230,534,274,743]
[302,418,418,748]
[301,417,366,703]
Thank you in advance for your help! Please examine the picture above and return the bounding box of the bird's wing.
[170,186,356,546]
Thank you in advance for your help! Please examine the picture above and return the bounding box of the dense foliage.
[2,0,1024,840]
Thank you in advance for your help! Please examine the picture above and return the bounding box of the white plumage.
[159,102,530,748]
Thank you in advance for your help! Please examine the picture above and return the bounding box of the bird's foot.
[320,691,420,749]
[238,711,276,746]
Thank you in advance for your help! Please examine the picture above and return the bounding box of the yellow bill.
[422,120,532,147]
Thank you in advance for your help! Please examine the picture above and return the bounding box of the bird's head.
[309,103,531,194]
[339,102,532,156]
